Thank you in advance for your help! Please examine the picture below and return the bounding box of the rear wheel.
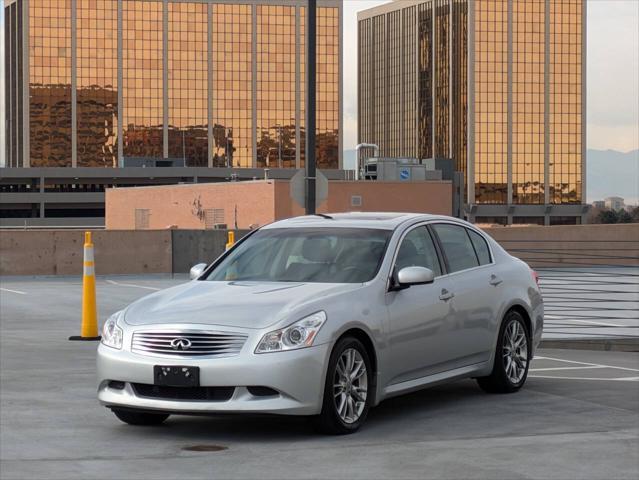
[477,310,530,393]
[314,337,372,435]
[111,408,170,426]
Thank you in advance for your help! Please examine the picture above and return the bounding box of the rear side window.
[432,224,479,273]
[468,229,492,265]
[395,226,442,276]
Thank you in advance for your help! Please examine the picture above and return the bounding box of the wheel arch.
[506,304,533,338]
[336,328,379,405]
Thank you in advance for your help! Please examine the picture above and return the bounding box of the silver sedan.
[97,213,543,434]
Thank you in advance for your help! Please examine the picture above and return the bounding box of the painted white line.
[105,280,161,291]
[0,287,27,295]
[535,356,639,373]
[530,375,639,382]
[530,366,606,372]
[544,318,625,327]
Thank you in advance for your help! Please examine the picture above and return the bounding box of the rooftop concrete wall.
[0,230,172,276]
[483,223,639,268]
[1,223,636,276]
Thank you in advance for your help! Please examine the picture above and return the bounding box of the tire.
[111,408,170,426]
[477,310,531,394]
[314,337,373,435]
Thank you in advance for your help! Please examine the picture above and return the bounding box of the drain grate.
[182,445,228,453]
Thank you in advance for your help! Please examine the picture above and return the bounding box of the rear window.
[468,229,492,265]
[432,224,479,273]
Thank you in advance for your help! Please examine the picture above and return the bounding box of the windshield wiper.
[313,213,334,219]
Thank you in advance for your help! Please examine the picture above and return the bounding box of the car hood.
[123,280,361,329]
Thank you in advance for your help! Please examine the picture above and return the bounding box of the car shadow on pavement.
[109,379,486,442]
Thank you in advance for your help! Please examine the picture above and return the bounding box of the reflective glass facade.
[29,0,72,167]
[212,3,252,168]
[300,6,340,168]
[549,0,582,204]
[434,0,450,158]
[5,0,25,168]
[168,2,208,166]
[358,0,584,220]
[122,0,163,158]
[386,10,402,158]
[417,2,433,160]
[314,7,340,168]
[474,0,507,203]
[512,0,545,204]
[5,0,341,169]
[256,5,296,168]
[451,0,467,175]
[403,6,418,158]
[77,0,118,167]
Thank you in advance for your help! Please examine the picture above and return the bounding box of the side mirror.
[189,263,208,280]
[394,266,435,290]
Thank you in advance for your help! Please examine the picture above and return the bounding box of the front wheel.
[111,408,170,426]
[314,337,372,435]
[477,310,530,393]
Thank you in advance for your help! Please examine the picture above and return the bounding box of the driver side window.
[395,226,442,276]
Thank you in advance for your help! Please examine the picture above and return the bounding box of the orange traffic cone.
[69,232,101,341]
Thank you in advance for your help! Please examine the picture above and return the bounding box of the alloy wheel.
[333,348,368,424]
[502,320,528,384]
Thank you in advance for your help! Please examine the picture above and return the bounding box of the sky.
[0,0,637,167]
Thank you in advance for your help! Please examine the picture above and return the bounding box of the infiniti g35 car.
[97,213,543,434]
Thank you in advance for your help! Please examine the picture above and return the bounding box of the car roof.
[262,212,466,231]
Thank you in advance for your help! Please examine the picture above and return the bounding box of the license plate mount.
[153,365,200,387]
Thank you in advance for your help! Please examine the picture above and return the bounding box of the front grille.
[132,383,235,401]
[131,330,247,358]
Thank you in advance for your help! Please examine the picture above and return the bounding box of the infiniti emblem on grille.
[170,337,192,350]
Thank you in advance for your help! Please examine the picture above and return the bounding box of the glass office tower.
[4,0,342,169]
[358,0,585,225]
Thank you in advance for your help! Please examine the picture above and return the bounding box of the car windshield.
[205,228,391,283]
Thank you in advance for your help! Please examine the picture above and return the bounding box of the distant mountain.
[586,149,638,204]
[342,148,639,204]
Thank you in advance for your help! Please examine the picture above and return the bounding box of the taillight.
[531,269,540,286]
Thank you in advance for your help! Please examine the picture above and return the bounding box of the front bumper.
[97,342,331,416]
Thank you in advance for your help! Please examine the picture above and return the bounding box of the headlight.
[255,311,326,354]
[101,311,124,350]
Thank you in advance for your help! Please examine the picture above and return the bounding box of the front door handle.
[439,289,455,301]
[489,274,503,286]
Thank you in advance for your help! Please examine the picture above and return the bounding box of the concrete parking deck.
[1,276,638,479]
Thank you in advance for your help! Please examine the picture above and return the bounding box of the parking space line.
[530,375,639,382]
[530,365,606,372]
[544,316,625,327]
[535,356,639,373]
[105,280,161,291]
[0,287,27,295]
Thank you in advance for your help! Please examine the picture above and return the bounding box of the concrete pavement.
[1,276,638,479]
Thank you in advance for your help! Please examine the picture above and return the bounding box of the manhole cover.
[182,445,228,452]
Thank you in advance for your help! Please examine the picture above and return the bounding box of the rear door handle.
[439,289,455,301]
[489,274,503,286]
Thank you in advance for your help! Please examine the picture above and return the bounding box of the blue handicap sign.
[399,168,411,181]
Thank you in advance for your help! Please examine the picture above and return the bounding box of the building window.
[29,0,72,167]
[77,0,118,167]
[549,0,582,205]
[300,6,340,169]
[122,0,163,159]
[212,4,253,168]
[474,0,508,204]
[168,2,208,167]
[257,5,297,169]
